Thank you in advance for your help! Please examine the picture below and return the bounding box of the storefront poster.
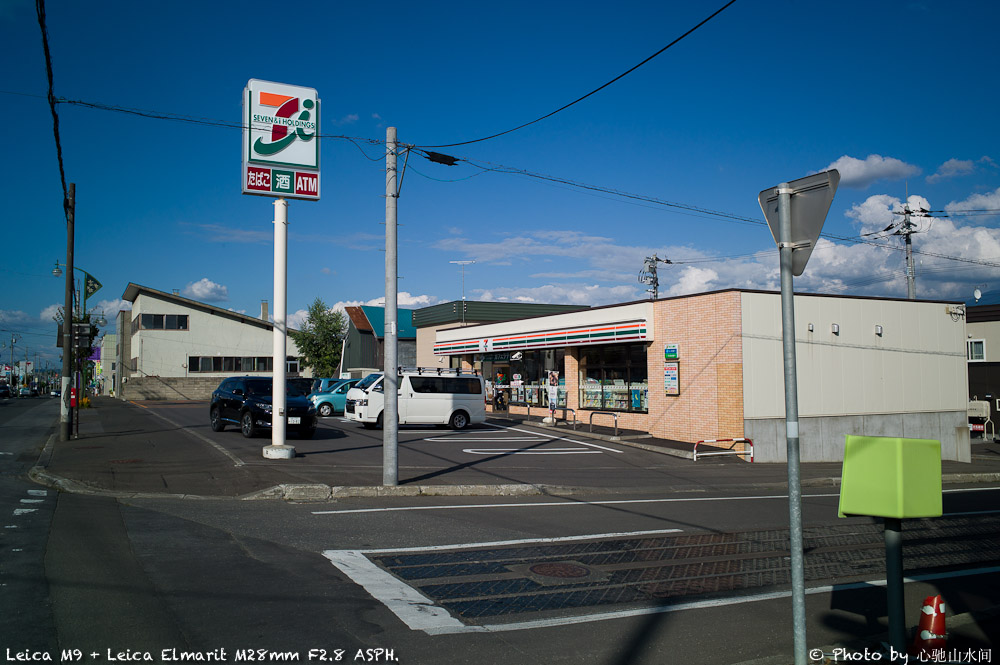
[664,362,679,396]
[664,344,679,361]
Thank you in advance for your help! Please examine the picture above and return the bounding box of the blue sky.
[3,0,999,368]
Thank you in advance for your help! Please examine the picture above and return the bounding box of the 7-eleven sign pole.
[268,197,291,457]
[243,79,320,460]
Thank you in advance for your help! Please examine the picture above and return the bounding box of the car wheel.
[376,412,384,430]
[318,403,333,417]
[210,407,226,432]
[241,411,257,438]
[449,410,470,430]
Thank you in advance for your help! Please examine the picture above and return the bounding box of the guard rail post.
[588,411,619,438]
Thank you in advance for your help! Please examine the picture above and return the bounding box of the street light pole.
[449,260,475,325]
[60,183,75,441]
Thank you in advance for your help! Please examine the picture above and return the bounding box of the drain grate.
[369,515,1000,624]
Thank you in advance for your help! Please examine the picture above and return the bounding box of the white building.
[118,283,306,400]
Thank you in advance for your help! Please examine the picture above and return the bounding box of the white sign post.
[243,79,321,460]
[758,169,839,665]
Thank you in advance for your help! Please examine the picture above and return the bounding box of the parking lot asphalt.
[25,396,1000,500]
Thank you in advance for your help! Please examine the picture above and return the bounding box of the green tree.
[289,298,347,378]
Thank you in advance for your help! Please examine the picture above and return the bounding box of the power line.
[419,0,739,148]
[35,0,68,216]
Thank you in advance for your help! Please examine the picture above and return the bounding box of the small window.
[968,339,986,362]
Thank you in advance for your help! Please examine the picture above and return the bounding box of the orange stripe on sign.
[259,92,295,108]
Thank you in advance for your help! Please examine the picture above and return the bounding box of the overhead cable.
[418,0,739,148]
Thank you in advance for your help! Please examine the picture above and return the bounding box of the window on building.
[578,343,648,413]
[187,355,288,373]
[137,314,189,331]
[968,339,986,362]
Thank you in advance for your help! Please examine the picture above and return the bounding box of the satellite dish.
[974,288,983,302]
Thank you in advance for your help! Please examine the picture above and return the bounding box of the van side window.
[409,377,482,395]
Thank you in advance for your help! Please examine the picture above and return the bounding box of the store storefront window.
[578,343,648,413]
[480,349,566,408]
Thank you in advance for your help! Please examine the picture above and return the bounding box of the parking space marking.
[462,447,602,455]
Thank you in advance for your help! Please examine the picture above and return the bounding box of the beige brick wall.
[645,291,744,444]
[555,292,745,447]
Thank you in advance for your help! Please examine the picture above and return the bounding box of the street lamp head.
[52,260,62,278]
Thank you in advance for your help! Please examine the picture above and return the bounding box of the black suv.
[210,377,317,439]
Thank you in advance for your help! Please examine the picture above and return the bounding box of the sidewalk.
[29,397,1000,501]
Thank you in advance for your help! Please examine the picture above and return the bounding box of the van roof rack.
[397,366,480,376]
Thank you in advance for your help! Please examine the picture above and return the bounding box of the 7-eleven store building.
[431,289,971,463]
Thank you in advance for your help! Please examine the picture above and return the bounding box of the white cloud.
[927,158,975,183]
[945,186,1000,220]
[475,283,639,307]
[823,155,920,189]
[183,278,229,302]
[666,267,719,297]
[329,292,437,313]
[287,309,309,330]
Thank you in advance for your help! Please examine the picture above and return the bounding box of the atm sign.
[245,166,319,199]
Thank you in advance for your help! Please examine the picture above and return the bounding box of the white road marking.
[19,499,43,504]
[13,509,37,515]
[425,437,549,442]
[462,448,603,455]
[313,486,1000,517]
[313,493,842,515]
[27,490,47,496]
[486,424,626,453]
[323,550,470,633]
[357,528,685,554]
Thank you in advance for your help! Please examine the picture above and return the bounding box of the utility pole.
[449,260,475,325]
[384,127,399,487]
[61,183,75,440]
[901,203,917,300]
[638,254,672,300]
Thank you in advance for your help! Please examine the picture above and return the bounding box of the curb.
[238,482,559,501]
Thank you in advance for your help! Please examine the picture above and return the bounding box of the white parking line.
[486,424,625,453]
[425,437,549,442]
[462,448,602,455]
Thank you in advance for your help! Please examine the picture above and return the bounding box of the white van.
[344,368,486,430]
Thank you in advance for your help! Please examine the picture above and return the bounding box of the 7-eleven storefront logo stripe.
[434,321,648,355]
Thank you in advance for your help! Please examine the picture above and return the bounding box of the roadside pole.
[776,183,807,665]
[265,197,294,459]
[384,127,399,486]
[60,183,75,441]
[759,170,840,665]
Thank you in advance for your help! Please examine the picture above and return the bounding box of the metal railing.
[693,438,754,462]
[589,411,619,438]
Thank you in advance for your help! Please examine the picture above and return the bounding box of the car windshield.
[244,379,309,397]
[356,373,382,391]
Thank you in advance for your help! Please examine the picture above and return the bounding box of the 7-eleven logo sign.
[243,79,320,200]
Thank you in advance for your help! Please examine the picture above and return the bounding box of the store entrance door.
[492,364,510,413]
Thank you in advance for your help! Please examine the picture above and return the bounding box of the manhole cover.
[507,560,610,587]
[529,562,592,579]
